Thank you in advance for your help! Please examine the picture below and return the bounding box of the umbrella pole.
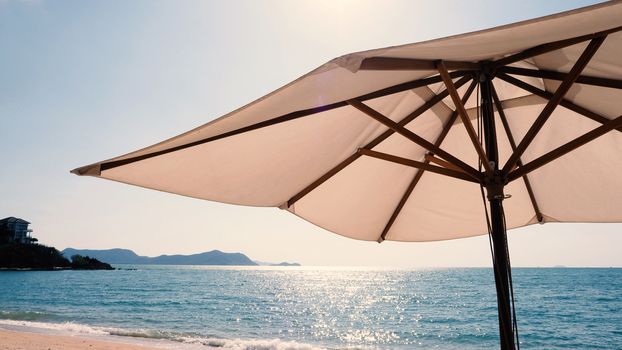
[481,73,517,350]
[488,188,516,350]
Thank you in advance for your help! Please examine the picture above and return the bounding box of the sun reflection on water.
[4,267,615,349]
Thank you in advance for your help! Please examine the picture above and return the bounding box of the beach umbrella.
[73,2,622,349]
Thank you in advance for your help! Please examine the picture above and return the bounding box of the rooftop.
[0,217,31,224]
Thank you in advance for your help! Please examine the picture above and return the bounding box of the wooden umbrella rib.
[378,80,477,242]
[347,99,482,182]
[501,36,606,176]
[99,105,344,172]
[496,73,622,133]
[425,154,464,172]
[491,25,621,69]
[437,61,493,175]
[286,76,474,207]
[365,75,472,150]
[490,84,543,223]
[377,163,426,243]
[356,70,469,102]
[508,115,622,182]
[360,57,480,71]
[96,71,470,172]
[497,66,622,90]
[358,149,479,183]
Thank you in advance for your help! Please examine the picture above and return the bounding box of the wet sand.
[0,329,167,350]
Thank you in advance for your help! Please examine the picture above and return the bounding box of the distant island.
[62,248,300,266]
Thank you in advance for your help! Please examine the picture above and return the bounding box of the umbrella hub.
[484,178,510,201]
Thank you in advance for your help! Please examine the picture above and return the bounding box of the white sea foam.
[0,319,344,350]
[0,318,109,335]
[178,335,329,350]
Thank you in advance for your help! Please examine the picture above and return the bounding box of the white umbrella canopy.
[74,2,622,243]
[73,2,622,349]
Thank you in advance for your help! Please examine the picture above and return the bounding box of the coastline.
[0,319,324,350]
[0,320,211,350]
[0,329,175,350]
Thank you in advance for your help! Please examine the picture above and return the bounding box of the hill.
[1,243,70,269]
[62,248,258,266]
[0,243,113,270]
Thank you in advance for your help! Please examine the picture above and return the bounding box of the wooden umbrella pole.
[481,72,517,350]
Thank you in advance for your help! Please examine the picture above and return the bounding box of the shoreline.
[0,320,210,350]
[0,267,115,271]
[0,329,179,350]
[0,319,325,350]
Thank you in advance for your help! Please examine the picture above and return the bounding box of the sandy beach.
[0,329,167,350]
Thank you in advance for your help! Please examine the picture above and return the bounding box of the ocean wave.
[0,310,56,321]
[0,318,339,350]
[0,318,109,335]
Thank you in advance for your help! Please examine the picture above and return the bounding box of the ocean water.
[0,266,620,350]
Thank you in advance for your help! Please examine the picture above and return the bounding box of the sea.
[0,266,620,350]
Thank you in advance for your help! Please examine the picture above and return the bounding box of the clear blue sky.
[2,0,620,267]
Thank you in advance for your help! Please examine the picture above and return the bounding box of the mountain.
[62,248,144,264]
[62,248,258,266]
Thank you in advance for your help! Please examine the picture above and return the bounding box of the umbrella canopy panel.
[73,2,622,243]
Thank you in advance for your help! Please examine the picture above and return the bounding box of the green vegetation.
[70,254,113,270]
[0,243,70,269]
[0,243,113,270]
